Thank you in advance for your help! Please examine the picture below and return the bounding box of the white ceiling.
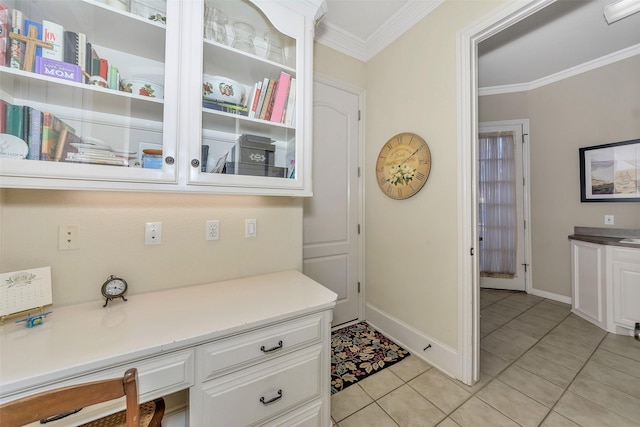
[315,0,640,89]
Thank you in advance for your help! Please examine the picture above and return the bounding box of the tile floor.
[330,289,640,426]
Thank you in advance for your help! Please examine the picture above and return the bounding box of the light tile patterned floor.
[330,289,640,426]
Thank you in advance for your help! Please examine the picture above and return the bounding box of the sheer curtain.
[478,131,517,278]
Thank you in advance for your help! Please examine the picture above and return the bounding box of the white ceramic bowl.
[202,75,247,106]
[122,76,164,99]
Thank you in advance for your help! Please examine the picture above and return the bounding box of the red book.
[99,58,108,80]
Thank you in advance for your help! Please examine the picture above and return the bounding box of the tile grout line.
[538,330,610,425]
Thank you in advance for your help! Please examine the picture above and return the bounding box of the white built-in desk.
[0,270,337,426]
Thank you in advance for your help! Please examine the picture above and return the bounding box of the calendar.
[0,267,52,316]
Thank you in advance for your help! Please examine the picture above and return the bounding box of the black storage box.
[232,140,275,166]
[225,162,287,177]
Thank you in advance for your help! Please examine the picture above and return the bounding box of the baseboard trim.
[530,288,571,304]
[365,303,459,379]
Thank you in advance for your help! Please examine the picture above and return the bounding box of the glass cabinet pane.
[199,0,297,181]
[0,0,176,182]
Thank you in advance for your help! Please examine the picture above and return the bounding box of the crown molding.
[315,0,444,62]
[479,43,640,96]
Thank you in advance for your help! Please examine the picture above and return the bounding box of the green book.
[6,104,24,141]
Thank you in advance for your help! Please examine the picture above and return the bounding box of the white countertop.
[0,270,337,398]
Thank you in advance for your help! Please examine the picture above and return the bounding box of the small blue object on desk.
[15,311,53,328]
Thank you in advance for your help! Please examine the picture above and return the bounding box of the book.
[6,104,24,141]
[9,9,24,69]
[53,127,82,162]
[99,58,108,80]
[78,32,87,81]
[201,145,209,172]
[41,112,74,161]
[108,65,119,90]
[0,4,8,66]
[283,77,296,126]
[63,30,78,65]
[254,77,270,119]
[262,80,278,121]
[24,20,42,57]
[22,105,30,148]
[0,99,7,133]
[269,71,291,123]
[35,56,82,82]
[28,108,42,160]
[42,20,64,60]
[203,100,249,116]
[258,79,276,120]
[89,47,100,75]
[248,81,262,118]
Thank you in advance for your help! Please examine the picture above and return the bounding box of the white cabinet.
[570,239,640,335]
[570,240,607,329]
[608,246,640,334]
[0,271,337,426]
[0,0,320,196]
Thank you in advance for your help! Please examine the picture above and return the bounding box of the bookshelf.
[0,0,320,196]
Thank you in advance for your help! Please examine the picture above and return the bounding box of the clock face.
[102,277,127,297]
[376,132,431,200]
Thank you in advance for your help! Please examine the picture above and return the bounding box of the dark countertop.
[569,226,640,249]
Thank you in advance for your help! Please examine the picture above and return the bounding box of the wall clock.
[376,132,432,200]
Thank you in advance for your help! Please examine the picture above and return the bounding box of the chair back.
[0,368,140,427]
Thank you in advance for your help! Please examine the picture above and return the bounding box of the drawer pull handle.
[260,340,283,353]
[260,389,283,405]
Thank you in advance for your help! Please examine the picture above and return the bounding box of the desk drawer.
[201,345,322,426]
[200,314,323,380]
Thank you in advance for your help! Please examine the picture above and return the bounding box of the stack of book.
[3,7,120,90]
[246,71,296,126]
[1,99,134,166]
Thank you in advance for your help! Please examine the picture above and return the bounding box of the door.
[303,80,361,326]
[478,120,530,291]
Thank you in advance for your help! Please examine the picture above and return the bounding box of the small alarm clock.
[101,275,128,307]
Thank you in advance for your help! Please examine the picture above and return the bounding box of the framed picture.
[579,139,640,202]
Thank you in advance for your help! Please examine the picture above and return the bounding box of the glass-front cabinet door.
[0,0,180,189]
[0,0,317,195]
[185,0,311,195]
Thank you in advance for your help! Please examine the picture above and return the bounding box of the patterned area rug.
[331,322,410,394]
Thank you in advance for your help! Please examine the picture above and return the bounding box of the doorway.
[478,120,531,292]
[457,0,554,385]
[303,78,363,326]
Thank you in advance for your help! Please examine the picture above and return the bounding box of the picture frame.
[579,138,640,202]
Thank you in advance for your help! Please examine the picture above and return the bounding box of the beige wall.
[363,0,504,349]
[0,189,303,306]
[480,55,640,298]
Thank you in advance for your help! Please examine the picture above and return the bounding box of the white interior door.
[479,120,530,291]
[303,80,361,326]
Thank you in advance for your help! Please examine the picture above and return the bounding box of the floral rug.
[331,322,410,394]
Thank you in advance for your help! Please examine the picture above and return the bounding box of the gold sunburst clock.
[376,132,432,200]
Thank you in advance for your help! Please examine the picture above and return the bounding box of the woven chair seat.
[79,398,164,427]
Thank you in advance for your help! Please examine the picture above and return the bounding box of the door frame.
[479,119,532,293]
[312,73,366,326]
[456,0,555,385]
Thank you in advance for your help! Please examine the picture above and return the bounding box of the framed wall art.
[579,138,640,202]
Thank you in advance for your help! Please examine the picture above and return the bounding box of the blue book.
[24,20,43,57]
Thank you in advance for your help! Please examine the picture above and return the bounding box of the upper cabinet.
[0,0,323,196]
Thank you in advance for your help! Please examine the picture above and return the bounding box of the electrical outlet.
[145,222,162,245]
[206,220,220,241]
[245,219,257,238]
[58,224,80,250]
[604,215,615,225]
